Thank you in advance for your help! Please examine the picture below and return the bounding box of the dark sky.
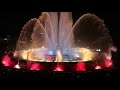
[0,0,120,47]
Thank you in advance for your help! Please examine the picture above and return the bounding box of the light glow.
[14,64,20,69]
[76,61,86,71]
[54,64,64,71]
[2,55,11,66]
[30,63,41,71]
[95,65,102,69]
[80,48,95,61]
[105,59,112,67]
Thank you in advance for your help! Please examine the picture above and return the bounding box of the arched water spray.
[16,18,38,51]
[63,12,80,49]
[73,13,113,49]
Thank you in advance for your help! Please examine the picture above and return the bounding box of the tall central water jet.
[40,12,74,50]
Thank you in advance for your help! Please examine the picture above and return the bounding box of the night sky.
[0,0,120,48]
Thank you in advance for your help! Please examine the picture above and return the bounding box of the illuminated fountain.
[13,12,116,63]
[2,12,117,71]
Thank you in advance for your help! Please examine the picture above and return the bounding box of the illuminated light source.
[106,55,111,60]
[89,58,92,60]
[75,49,77,52]
[75,53,80,58]
[96,49,101,52]
[46,55,52,61]
[54,64,64,71]
[2,55,11,66]
[14,64,20,69]
[95,65,102,69]
[63,51,66,54]
[5,51,7,53]
[48,51,54,55]
[42,46,44,48]
[105,59,112,67]
[80,48,94,61]
[65,49,67,50]
[55,49,63,62]
[76,61,86,71]
[30,63,41,71]
[21,51,28,59]
[4,38,7,40]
